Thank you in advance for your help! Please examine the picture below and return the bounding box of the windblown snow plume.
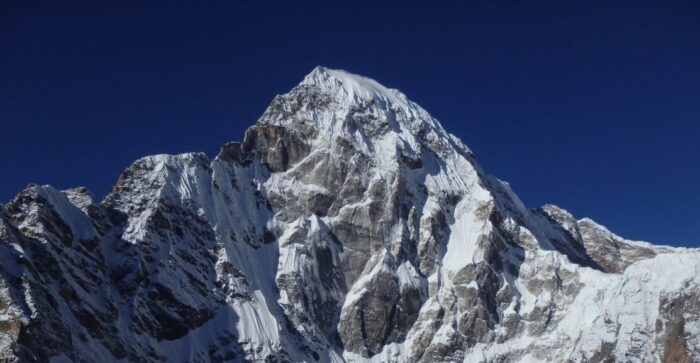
[1,67,698,362]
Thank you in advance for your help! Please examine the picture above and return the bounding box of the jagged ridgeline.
[1,67,699,362]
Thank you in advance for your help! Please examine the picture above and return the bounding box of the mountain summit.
[1,68,698,362]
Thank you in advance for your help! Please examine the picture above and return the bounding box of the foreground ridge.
[1,67,698,362]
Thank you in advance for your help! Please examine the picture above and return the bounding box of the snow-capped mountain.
[1,67,698,362]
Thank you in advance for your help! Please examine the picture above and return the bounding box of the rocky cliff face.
[1,67,699,362]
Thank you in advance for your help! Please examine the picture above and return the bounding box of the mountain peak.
[282,66,473,164]
[300,66,407,107]
[2,68,700,362]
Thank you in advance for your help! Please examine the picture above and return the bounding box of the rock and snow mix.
[0,67,698,362]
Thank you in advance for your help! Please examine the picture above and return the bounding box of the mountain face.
[1,67,699,363]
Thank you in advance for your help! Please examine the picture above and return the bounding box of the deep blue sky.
[1,1,699,246]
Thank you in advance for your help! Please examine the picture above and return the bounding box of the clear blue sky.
[1,1,699,246]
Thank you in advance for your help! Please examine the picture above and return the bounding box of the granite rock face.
[1,67,699,362]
